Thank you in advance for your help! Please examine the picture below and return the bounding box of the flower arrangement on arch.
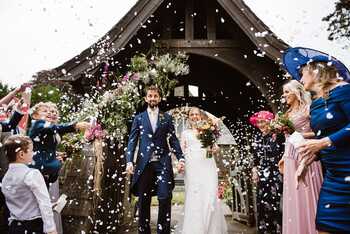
[60,52,190,146]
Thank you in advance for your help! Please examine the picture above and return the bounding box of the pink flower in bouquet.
[84,123,105,142]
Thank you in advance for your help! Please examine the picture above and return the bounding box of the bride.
[177,107,228,234]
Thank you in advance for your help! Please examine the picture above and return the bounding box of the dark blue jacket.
[126,110,184,196]
[28,120,76,181]
[0,111,24,179]
[0,111,24,134]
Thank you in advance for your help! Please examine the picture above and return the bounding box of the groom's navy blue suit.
[126,109,184,234]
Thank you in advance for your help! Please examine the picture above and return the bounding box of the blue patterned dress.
[310,84,350,233]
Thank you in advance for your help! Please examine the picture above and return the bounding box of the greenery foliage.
[323,0,350,41]
[31,84,63,105]
[0,82,11,99]
[59,52,189,147]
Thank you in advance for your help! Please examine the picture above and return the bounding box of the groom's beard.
[148,103,159,109]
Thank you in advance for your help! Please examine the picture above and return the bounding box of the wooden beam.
[185,0,194,40]
[184,84,189,97]
[206,0,216,40]
[157,39,239,48]
[161,6,172,39]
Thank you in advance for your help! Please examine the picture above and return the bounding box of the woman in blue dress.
[283,47,350,233]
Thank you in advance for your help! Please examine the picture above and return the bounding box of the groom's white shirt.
[127,107,185,166]
[147,107,159,133]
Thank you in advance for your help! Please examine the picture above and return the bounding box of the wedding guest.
[250,111,284,234]
[283,47,350,233]
[1,135,57,234]
[0,91,31,232]
[29,102,90,186]
[278,80,323,234]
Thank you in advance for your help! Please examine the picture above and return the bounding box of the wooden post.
[206,0,216,40]
[60,139,127,233]
[185,0,194,40]
[60,144,96,233]
[161,8,172,39]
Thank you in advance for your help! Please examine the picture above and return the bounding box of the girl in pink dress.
[278,80,323,234]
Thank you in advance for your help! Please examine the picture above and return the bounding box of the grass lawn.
[151,190,185,206]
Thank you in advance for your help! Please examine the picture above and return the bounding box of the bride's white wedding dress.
[177,129,228,234]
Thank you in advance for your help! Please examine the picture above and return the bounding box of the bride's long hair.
[187,107,208,129]
[283,80,311,115]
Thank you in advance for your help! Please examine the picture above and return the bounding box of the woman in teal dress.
[283,47,350,234]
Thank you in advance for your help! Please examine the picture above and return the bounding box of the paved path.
[125,205,256,234]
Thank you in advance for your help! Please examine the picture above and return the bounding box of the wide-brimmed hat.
[249,111,274,128]
[282,47,350,81]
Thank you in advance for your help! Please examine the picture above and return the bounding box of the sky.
[0,0,348,87]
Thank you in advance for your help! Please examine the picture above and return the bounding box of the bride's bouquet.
[196,118,221,158]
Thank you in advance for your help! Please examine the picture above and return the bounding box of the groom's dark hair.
[145,85,161,97]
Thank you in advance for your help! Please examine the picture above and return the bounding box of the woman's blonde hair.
[46,102,58,110]
[302,61,340,97]
[283,80,311,111]
[188,107,208,120]
[30,102,49,117]
[31,102,59,118]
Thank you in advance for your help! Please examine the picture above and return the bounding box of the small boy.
[1,135,57,234]
[29,102,89,185]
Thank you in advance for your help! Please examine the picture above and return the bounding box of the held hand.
[211,145,220,155]
[56,155,63,162]
[278,158,284,175]
[56,152,67,162]
[298,138,331,160]
[126,163,134,175]
[304,154,318,166]
[177,161,185,174]
[75,122,91,131]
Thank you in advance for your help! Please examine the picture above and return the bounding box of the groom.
[126,85,185,234]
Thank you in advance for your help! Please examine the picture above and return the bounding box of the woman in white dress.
[179,107,227,234]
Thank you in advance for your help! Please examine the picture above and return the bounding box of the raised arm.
[0,83,31,106]
[33,120,77,135]
[1,110,24,132]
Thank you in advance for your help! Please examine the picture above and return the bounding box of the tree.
[323,0,350,41]
[30,69,72,105]
[30,84,63,105]
[0,82,12,99]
